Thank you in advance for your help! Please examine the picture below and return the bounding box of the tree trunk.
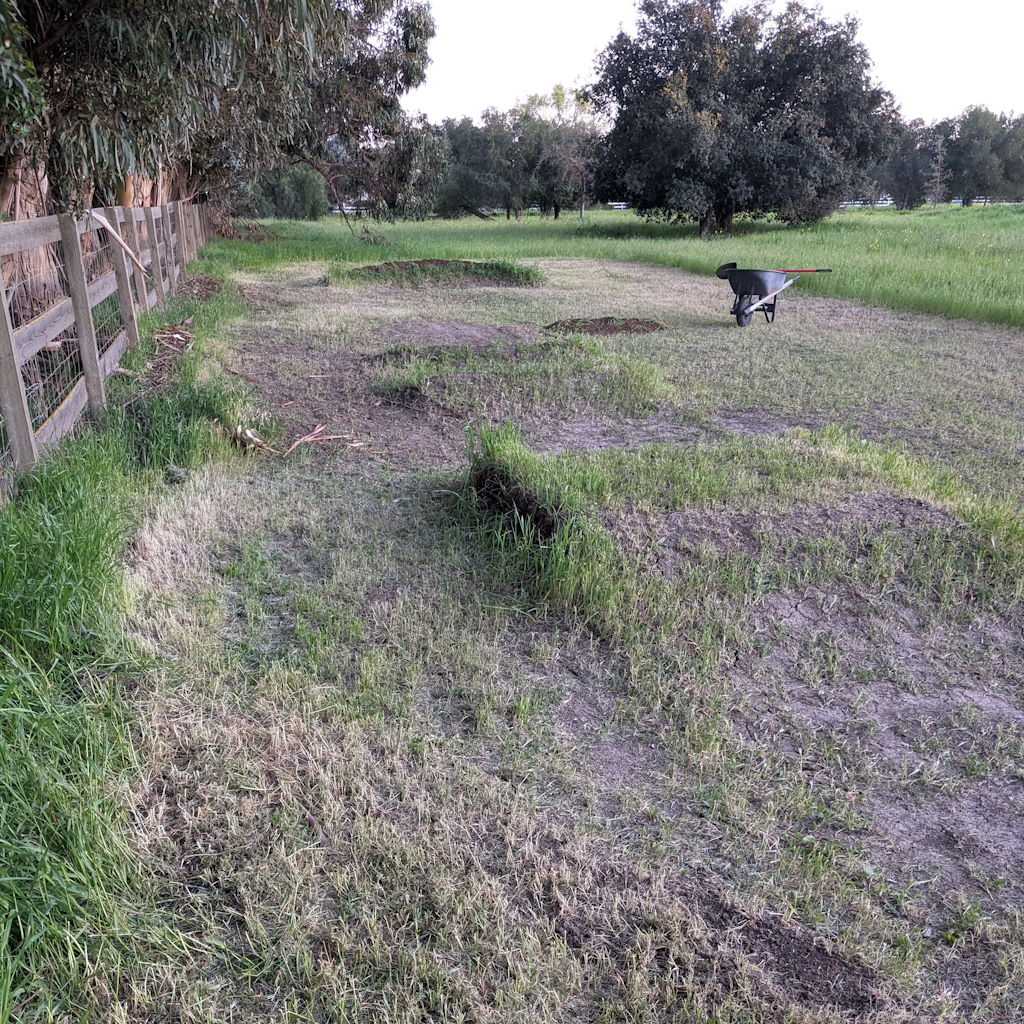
[0,150,26,219]
[506,206,511,220]
[699,208,714,237]
[714,199,735,233]
[962,196,974,207]
[578,197,585,219]
[553,203,560,220]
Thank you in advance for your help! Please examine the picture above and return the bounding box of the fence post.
[184,202,196,264]
[104,207,141,351]
[122,207,149,309]
[57,213,105,415]
[0,278,39,468]
[143,206,167,307]
[164,203,179,292]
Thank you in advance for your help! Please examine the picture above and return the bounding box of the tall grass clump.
[0,254,244,1021]
[460,425,669,647]
[0,436,136,1021]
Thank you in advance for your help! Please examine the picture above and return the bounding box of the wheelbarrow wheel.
[735,295,754,327]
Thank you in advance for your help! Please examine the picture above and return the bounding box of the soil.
[175,274,221,301]
[470,462,567,539]
[370,318,535,348]
[527,411,704,452]
[543,316,666,336]
[615,491,1024,921]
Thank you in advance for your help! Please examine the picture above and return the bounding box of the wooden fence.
[0,200,211,476]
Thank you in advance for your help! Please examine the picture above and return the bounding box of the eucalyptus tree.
[0,0,436,217]
[876,120,935,209]
[590,0,897,234]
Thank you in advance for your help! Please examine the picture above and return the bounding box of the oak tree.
[590,0,897,234]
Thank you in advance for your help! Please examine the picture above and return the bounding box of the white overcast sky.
[405,0,1024,124]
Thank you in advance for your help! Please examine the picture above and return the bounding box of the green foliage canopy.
[434,90,602,219]
[0,0,436,214]
[589,0,898,233]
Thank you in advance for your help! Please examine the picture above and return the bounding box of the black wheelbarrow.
[715,263,832,326]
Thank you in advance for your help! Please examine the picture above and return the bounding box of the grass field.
[4,207,1024,1022]
[208,204,1024,325]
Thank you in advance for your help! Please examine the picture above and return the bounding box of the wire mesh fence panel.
[0,203,205,478]
[80,223,113,288]
[2,241,69,333]
[83,227,123,356]
[21,324,85,431]
[91,292,124,357]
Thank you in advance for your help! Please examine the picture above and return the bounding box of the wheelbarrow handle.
[776,268,832,273]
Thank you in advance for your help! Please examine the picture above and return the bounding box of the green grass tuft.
[0,248,247,1021]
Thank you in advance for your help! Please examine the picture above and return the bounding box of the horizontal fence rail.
[0,200,211,480]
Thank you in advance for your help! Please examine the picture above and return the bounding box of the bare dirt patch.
[617,490,1024,919]
[615,491,963,570]
[527,411,704,452]
[544,316,666,335]
[709,409,830,437]
[371,318,535,348]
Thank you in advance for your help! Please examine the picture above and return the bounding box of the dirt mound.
[470,463,567,539]
[176,274,221,301]
[348,259,538,286]
[544,316,665,336]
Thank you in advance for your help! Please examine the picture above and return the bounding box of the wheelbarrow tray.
[720,268,787,296]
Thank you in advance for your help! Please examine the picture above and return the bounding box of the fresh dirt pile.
[176,274,221,301]
[544,316,665,335]
[470,462,567,539]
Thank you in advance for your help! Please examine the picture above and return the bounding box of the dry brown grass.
[100,256,1024,1022]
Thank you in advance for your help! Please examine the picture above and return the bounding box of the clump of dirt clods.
[470,463,567,539]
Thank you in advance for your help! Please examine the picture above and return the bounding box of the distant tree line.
[426,0,902,233]
[872,109,1024,208]
[432,87,602,219]
[426,0,1024,231]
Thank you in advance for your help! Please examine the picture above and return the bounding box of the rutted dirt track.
[124,259,1024,1021]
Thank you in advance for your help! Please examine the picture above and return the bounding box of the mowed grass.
[0,259,246,1020]
[85,244,1024,1021]
[205,204,1024,325]
[6,204,1023,1021]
